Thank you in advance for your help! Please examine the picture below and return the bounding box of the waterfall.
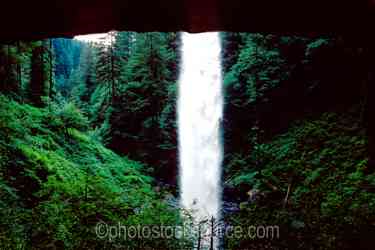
[178,32,223,248]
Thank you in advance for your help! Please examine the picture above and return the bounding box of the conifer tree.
[29,41,51,107]
[109,32,175,167]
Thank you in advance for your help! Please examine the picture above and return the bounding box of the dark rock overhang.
[0,0,374,41]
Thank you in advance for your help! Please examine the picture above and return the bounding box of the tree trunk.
[110,32,116,104]
[16,41,22,101]
[49,39,53,100]
[364,38,375,174]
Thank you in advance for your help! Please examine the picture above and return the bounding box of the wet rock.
[247,188,267,202]
[222,201,240,214]
[164,193,179,209]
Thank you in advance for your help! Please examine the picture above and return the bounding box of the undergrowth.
[0,95,187,249]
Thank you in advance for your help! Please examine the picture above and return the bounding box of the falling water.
[178,32,223,248]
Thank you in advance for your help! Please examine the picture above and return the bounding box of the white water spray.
[178,32,223,248]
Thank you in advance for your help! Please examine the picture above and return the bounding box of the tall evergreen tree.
[108,32,176,176]
[29,41,49,107]
[95,31,119,105]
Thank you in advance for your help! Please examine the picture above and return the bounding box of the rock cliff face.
[0,0,374,40]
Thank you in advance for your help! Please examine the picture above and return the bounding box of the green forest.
[0,32,374,249]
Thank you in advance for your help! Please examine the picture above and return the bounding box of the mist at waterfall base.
[178,32,223,248]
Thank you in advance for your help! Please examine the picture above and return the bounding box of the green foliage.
[29,40,54,107]
[305,38,330,57]
[224,111,374,249]
[107,32,178,177]
[220,32,374,249]
[223,34,297,106]
[56,102,89,131]
[1,31,371,250]
[0,95,183,249]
